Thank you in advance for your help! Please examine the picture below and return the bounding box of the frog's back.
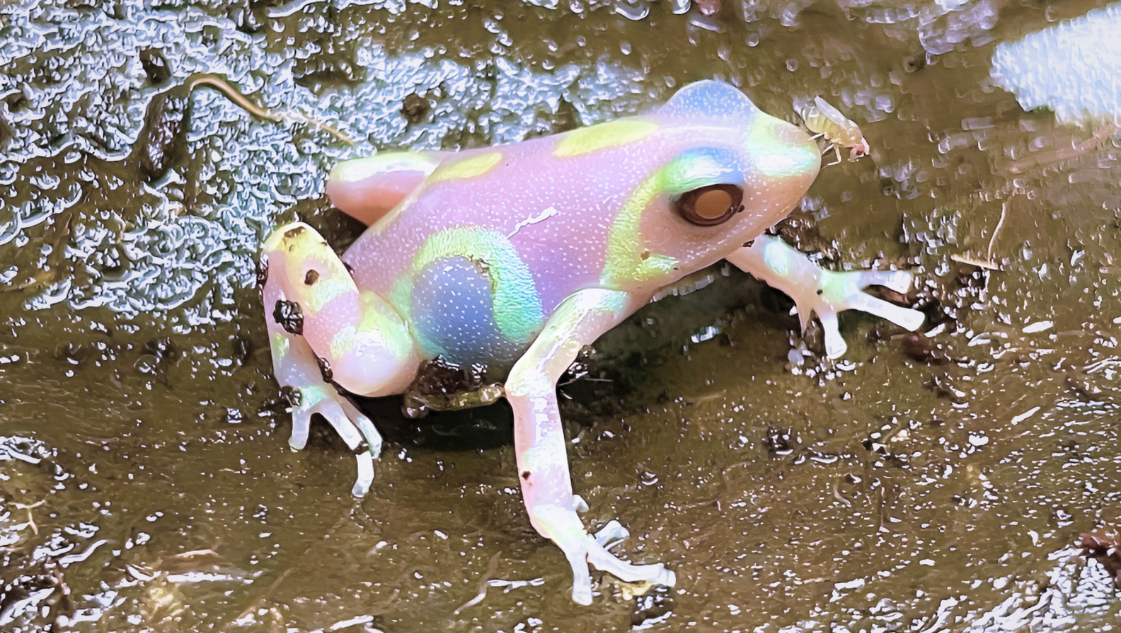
[340,82,818,367]
[336,130,613,363]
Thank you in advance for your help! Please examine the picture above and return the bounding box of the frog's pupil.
[696,189,732,220]
[675,184,743,227]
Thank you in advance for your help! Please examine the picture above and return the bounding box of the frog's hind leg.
[505,288,676,605]
[727,235,924,359]
[326,152,445,226]
[261,222,419,495]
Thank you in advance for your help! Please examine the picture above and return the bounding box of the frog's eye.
[674,184,743,227]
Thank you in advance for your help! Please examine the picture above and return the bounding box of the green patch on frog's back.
[426,152,504,185]
[553,119,660,157]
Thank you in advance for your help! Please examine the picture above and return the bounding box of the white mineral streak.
[990,4,1121,126]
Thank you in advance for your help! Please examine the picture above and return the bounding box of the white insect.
[797,96,870,165]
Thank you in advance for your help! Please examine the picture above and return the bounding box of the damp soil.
[2,1,1121,631]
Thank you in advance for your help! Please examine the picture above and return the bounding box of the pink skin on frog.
[260,80,923,604]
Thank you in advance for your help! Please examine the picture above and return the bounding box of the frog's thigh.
[262,222,419,397]
[505,288,675,605]
[726,235,924,358]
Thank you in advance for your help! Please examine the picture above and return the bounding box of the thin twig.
[1006,123,1119,174]
[187,74,355,145]
[453,552,502,614]
[987,199,1008,264]
[949,253,1001,270]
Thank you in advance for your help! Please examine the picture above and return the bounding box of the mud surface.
[2,1,1121,631]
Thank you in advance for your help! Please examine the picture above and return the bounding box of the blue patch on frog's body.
[410,256,526,367]
[658,80,762,123]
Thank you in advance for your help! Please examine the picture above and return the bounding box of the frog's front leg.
[261,222,421,495]
[726,235,924,358]
[505,288,676,605]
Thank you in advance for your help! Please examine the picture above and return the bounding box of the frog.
[258,80,924,605]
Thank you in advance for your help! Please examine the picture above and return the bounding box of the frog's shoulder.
[657,80,761,123]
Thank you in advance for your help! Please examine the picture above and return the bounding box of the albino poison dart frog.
[259,81,924,604]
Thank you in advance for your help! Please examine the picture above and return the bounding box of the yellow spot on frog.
[553,119,659,157]
[601,172,679,287]
[262,223,355,312]
[357,291,416,361]
[427,152,503,185]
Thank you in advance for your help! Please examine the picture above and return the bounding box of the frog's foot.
[531,502,675,605]
[505,288,674,604]
[288,384,381,496]
[727,235,924,359]
[812,267,925,358]
[268,330,383,497]
[326,152,444,226]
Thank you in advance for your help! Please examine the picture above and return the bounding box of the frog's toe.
[339,398,384,460]
[352,452,375,497]
[840,288,926,334]
[288,403,311,451]
[593,520,629,548]
[565,548,595,606]
[817,310,848,359]
[851,269,914,295]
[586,541,676,588]
[292,386,381,496]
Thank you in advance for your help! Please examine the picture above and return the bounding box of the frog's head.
[655,80,821,233]
[598,81,821,289]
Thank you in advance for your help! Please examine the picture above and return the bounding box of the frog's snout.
[746,114,822,184]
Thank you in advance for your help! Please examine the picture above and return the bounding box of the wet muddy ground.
[3,0,1121,631]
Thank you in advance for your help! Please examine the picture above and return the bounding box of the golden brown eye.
[674,184,743,227]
